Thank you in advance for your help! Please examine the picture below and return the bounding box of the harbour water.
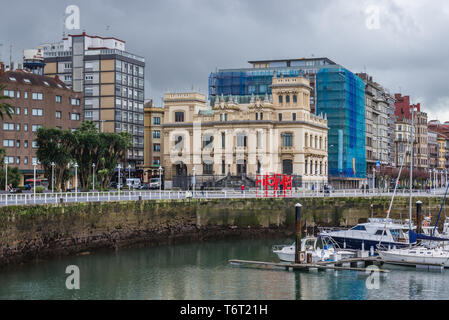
[0,237,448,300]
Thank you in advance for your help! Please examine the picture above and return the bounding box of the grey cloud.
[0,0,448,116]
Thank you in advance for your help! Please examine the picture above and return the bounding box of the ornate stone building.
[161,75,328,189]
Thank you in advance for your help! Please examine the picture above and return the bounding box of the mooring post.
[295,203,303,264]
[416,200,423,235]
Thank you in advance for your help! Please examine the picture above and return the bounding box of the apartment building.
[0,64,82,184]
[143,100,164,182]
[40,32,145,169]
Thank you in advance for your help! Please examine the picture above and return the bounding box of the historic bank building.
[161,74,328,190]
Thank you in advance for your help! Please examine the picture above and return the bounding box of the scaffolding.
[316,67,366,180]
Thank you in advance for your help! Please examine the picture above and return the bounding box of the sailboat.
[377,107,449,267]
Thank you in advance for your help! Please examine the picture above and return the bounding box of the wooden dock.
[229,256,446,273]
[229,257,390,273]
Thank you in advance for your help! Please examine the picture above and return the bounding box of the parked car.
[108,181,124,189]
[149,178,162,190]
[126,178,141,189]
[139,183,149,190]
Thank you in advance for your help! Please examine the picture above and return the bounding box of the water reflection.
[0,237,448,300]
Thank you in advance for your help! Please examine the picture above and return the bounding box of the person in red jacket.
[241,184,245,194]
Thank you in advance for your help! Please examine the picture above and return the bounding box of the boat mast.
[409,106,415,246]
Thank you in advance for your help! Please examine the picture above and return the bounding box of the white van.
[126,178,141,189]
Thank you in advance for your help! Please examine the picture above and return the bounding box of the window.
[203,134,213,148]
[292,113,296,121]
[279,95,283,103]
[32,92,43,100]
[71,98,80,106]
[260,113,263,120]
[16,107,20,115]
[293,95,297,103]
[32,157,38,165]
[56,111,62,119]
[24,157,28,165]
[32,141,38,148]
[24,108,28,115]
[16,140,20,148]
[175,112,184,122]
[153,117,161,125]
[225,114,228,121]
[3,89,15,97]
[286,95,290,103]
[16,124,20,131]
[351,225,367,231]
[32,108,43,116]
[282,133,293,147]
[203,162,213,175]
[3,139,14,147]
[43,81,50,87]
[71,113,80,121]
[5,157,14,164]
[278,113,283,121]
[237,133,247,147]
[24,92,28,99]
[56,95,62,103]
[153,158,161,166]
[24,124,28,132]
[17,91,20,98]
[3,123,14,131]
[16,157,20,165]
[32,125,42,132]
[153,144,161,152]
[255,113,258,120]
[153,131,161,139]
[221,132,226,148]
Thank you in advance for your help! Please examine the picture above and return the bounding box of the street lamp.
[33,161,37,203]
[159,166,163,194]
[73,163,78,198]
[117,164,121,193]
[51,162,55,193]
[92,163,96,191]
[5,161,7,192]
[372,167,376,193]
[192,166,196,196]
[128,165,131,190]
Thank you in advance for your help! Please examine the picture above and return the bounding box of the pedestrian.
[201,185,205,197]
[241,184,245,194]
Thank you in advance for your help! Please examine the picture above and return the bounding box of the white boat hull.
[379,249,449,266]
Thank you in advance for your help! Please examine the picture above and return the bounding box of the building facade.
[209,57,338,113]
[163,75,328,190]
[143,100,164,182]
[40,33,145,169]
[0,65,82,184]
[316,67,366,189]
[357,73,396,188]
[394,94,428,174]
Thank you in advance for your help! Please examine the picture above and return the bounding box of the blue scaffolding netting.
[316,67,366,179]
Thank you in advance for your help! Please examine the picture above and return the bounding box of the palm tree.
[0,84,13,120]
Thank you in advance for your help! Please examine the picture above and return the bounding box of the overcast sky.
[1,0,448,120]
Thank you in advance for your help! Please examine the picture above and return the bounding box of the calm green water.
[0,237,449,300]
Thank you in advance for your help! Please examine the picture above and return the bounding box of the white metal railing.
[0,188,447,207]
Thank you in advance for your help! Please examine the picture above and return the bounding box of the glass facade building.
[316,67,366,186]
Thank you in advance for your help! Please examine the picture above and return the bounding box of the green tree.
[36,127,73,191]
[0,84,13,120]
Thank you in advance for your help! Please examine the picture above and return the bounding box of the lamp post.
[74,163,78,200]
[372,167,376,194]
[117,164,121,193]
[192,166,196,197]
[33,161,37,202]
[5,161,7,192]
[159,166,163,196]
[51,162,55,193]
[92,163,96,191]
[128,165,131,190]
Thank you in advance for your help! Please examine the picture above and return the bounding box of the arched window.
[305,159,308,174]
[279,95,283,103]
[305,133,308,147]
[293,95,297,103]
[286,95,290,103]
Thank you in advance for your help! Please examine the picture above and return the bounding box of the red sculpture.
[256,173,292,198]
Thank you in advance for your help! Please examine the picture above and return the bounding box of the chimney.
[0,62,5,76]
